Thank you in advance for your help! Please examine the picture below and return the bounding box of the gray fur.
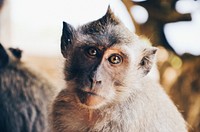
[0,44,54,132]
[50,8,187,132]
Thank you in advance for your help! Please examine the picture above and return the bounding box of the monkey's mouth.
[76,89,104,108]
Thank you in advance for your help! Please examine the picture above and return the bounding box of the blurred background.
[0,0,199,131]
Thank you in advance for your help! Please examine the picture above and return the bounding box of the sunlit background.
[0,0,200,56]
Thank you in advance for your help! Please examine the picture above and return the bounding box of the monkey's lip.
[76,89,104,107]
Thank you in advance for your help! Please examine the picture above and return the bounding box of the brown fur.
[170,55,200,132]
[50,7,187,132]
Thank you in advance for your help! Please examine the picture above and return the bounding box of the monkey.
[0,43,55,132]
[0,0,4,10]
[49,7,187,132]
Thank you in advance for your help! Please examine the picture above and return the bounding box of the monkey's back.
[0,63,53,132]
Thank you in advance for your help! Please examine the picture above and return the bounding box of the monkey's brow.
[109,48,128,59]
[119,51,128,58]
[77,45,106,52]
[76,39,105,48]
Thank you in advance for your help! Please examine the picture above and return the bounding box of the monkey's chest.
[62,110,131,132]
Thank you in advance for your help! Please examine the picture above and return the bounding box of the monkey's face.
[65,42,131,109]
[61,8,157,109]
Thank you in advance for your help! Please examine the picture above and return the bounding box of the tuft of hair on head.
[81,6,121,35]
[97,5,120,26]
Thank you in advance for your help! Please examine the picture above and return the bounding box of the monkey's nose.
[88,74,102,89]
[93,80,102,88]
[89,77,102,87]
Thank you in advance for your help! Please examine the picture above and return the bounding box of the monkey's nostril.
[88,78,94,88]
[96,80,102,84]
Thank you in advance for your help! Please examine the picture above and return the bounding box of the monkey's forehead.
[76,25,134,47]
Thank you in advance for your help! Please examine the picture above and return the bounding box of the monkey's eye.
[108,54,122,64]
[87,47,98,57]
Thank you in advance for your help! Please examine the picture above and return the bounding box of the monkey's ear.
[138,47,157,76]
[99,6,120,25]
[61,21,75,58]
[0,43,9,68]
[9,48,22,60]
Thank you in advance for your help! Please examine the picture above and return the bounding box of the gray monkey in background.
[0,43,54,132]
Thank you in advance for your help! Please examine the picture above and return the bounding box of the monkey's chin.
[76,89,105,109]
